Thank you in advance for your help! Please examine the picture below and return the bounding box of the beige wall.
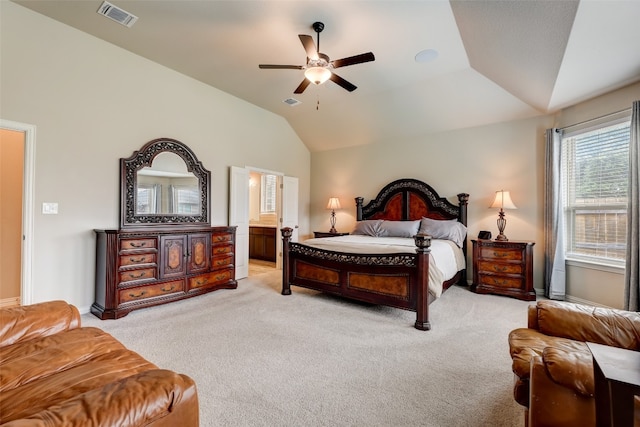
[311,82,640,309]
[0,129,24,302]
[1,3,310,312]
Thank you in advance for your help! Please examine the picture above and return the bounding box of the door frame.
[1,119,36,305]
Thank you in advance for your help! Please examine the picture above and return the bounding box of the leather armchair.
[508,300,640,427]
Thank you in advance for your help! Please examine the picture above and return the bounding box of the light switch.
[42,202,58,214]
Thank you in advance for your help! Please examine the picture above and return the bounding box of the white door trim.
[1,119,36,305]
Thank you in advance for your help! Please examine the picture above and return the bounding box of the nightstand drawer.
[479,246,523,262]
[477,260,523,275]
[477,273,524,289]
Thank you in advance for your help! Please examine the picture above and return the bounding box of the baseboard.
[0,297,21,308]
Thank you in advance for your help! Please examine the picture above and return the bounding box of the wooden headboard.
[355,178,469,225]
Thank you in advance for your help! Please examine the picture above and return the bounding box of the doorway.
[248,171,277,276]
[0,120,35,307]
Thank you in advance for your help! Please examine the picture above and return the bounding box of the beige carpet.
[83,271,531,426]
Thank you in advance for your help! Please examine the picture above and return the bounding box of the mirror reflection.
[136,152,200,215]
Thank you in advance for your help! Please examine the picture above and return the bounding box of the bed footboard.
[281,228,433,330]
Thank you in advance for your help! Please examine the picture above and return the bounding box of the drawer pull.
[129,256,146,263]
[128,290,147,298]
[129,242,147,248]
[128,271,146,279]
[492,251,509,258]
[215,259,229,266]
[161,285,175,292]
[215,274,227,281]
[196,278,209,286]
[214,236,229,242]
[493,265,508,272]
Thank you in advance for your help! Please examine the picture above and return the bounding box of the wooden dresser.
[471,239,535,301]
[92,226,237,319]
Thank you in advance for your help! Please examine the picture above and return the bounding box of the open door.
[281,175,299,243]
[229,166,249,279]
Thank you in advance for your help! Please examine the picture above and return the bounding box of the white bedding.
[300,235,466,298]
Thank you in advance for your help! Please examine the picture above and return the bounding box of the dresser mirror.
[121,138,210,228]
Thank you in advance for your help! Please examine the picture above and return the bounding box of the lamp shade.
[305,67,331,85]
[489,190,517,210]
[326,197,341,210]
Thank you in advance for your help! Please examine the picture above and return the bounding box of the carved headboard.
[355,178,469,225]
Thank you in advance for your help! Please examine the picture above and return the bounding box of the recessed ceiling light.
[415,49,439,63]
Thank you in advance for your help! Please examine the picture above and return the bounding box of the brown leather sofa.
[508,300,640,427]
[0,300,199,426]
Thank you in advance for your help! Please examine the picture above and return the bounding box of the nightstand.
[313,231,349,238]
[471,239,535,301]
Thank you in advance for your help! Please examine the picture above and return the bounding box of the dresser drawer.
[118,267,157,284]
[479,246,523,262]
[212,244,233,256]
[119,252,157,267]
[120,238,157,251]
[188,269,234,290]
[211,254,233,270]
[119,280,184,303]
[212,232,233,244]
[477,260,523,275]
[477,273,524,289]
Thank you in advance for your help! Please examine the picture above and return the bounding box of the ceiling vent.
[283,98,302,107]
[97,1,138,28]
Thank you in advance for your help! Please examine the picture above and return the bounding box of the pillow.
[352,220,383,236]
[419,217,467,247]
[377,220,421,238]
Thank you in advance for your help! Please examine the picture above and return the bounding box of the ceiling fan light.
[304,66,331,85]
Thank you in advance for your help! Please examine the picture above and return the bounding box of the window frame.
[560,115,631,269]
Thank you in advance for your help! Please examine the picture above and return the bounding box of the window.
[561,119,630,265]
[260,174,277,214]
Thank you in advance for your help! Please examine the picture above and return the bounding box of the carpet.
[82,271,530,426]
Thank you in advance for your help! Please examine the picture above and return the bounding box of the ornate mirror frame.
[120,138,211,229]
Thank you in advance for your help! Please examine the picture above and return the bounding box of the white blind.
[561,121,630,262]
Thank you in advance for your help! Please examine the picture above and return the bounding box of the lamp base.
[329,227,337,234]
[495,234,508,241]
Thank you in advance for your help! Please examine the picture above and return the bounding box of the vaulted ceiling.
[13,0,640,152]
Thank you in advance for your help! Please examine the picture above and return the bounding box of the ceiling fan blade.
[259,64,304,70]
[293,79,311,94]
[329,73,357,92]
[299,34,319,61]
[331,52,375,69]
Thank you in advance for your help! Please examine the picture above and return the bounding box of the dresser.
[92,226,237,319]
[249,226,276,261]
[471,239,535,301]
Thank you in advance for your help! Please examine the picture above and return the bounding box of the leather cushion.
[0,327,157,423]
[535,300,640,349]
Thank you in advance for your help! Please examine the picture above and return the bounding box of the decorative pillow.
[352,220,383,236]
[377,220,421,238]
[419,217,467,247]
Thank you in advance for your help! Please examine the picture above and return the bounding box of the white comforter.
[300,235,466,298]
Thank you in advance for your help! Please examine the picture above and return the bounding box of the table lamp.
[489,190,517,241]
[326,197,341,233]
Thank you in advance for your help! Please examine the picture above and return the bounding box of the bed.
[281,178,469,330]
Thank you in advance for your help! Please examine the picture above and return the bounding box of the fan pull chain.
[316,94,320,111]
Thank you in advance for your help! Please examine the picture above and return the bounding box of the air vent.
[97,1,138,28]
[283,98,302,107]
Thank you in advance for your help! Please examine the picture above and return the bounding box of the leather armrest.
[527,304,539,330]
[0,301,81,348]
[542,346,594,396]
[534,300,640,349]
[0,369,199,427]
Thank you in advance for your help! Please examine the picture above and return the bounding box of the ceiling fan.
[259,21,375,94]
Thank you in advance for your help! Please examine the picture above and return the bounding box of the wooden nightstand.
[471,239,535,301]
[313,231,349,238]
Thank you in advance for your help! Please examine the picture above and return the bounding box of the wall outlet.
[42,202,58,214]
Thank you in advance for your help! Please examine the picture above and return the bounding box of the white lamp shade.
[326,197,341,210]
[489,190,517,210]
[305,67,331,85]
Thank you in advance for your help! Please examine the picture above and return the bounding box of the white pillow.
[377,220,421,238]
[419,217,467,247]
